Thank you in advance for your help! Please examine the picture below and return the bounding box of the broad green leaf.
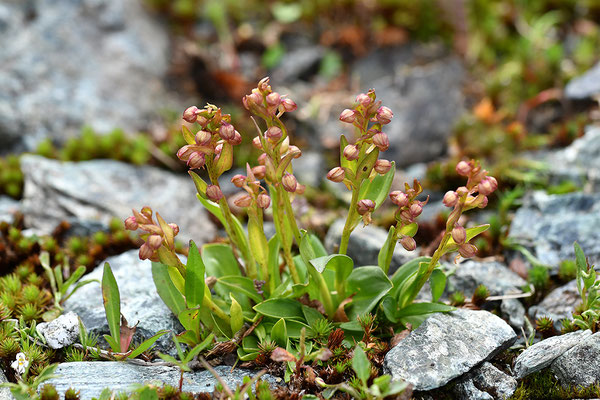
[103,334,121,353]
[152,262,186,317]
[175,330,200,347]
[302,305,325,328]
[237,348,260,361]
[352,345,371,383]
[189,170,208,197]
[430,269,447,302]
[284,319,310,338]
[380,295,397,323]
[202,243,240,277]
[358,160,395,212]
[444,224,490,252]
[339,135,356,171]
[185,241,205,308]
[390,256,431,299]
[230,295,244,334]
[268,235,282,289]
[299,233,328,262]
[243,335,260,351]
[398,222,418,237]
[575,242,587,272]
[139,387,159,400]
[378,226,396,273]
[128,330,169,359]
[178,308,201,333]
[345,266,393,320]
[355,148,379,184]
[182,125,196,145]
[271,318,288,347]
[217,276,262,303]
[184,333,214,363]
[310,254,353,298]
[101,263,121,352]
[396,302,455,318]
[271,2,302,23]
[253,298,305,320]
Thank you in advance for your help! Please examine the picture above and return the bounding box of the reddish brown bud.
[228,131,242,145]
[452,225,466,244]
[372,132,389,151]
[257,193,271,209]
[374,159,392,174]
[187,152,206,169]
[257,153,267,165]
[231,174,246,188]
[339,109,356,123]
[280,98,297,112]
[327,167,345,183]
[177,145,195,161]
[357,199,375,215]
[266,126,282,141]
[343,144,360,161]
[458,243,477,258]
[147,234,163,250]
[456,161,472,176]
[390,191,409,207]
[288,145,301,158]
[252,165,266,179]
[168,223,179,236]
[252,136,263,150]
[214,143,223,155]
[356,93,371,106]
[443,191,458,208]
[478,176,498,196]
[124,216,138,231]
[296,184,306,194]
[266,92,281,107]
[477,195,489,209]
[206,185,224,202]
[400,236,417,251]
[139,243,154,260]
[234,194,253,208]
[195,130,212,145]
[376,106,393,124]
[219,123,235,141]
[183,106,200,123]
[282,173,298,192]
[409,202,423,217]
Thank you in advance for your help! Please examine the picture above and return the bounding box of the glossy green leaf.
[299,232,328,262]
[345,266,393,320]
[60,266,86,296]
[352,345,371,383]
[339,135,356,172]
[215,142,233,175]
[230,295,244,334]
[396,302,455,318]
[152,262,186,317]
[237,347,260,361]
[202,243,240,277]
[182,125,196,145]
[128,330,169,359]
[355,148,380,184]
[271,318,288,347]
[310,254,353,298]
[178,308,201,333]
[268,235,282,289]
[253,298,305,320]
[101,263,121,352]
[189,170,208,197]
[217,276,262,303]
[185,241,205,308]
[358,159,394,210]
[389,256,432,299]
[380,295,397,323]
[444,224,490,252]
[284,319,310,338]
[430,269,447,302]
[184,333,214,363]
[302,305,326,328]
[398,222,418,237]
[243,335,260,351]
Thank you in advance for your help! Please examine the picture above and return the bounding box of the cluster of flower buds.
[230,165,272,210]
[389,179,428,251]
[178,104,241,170]
[124,206,179,261]
[242,77,297,118]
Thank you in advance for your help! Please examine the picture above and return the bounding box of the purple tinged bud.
[400,236,417,251]
[478,195,489,208]
[206,185,224,202]
[195,130,212,145]
[374,159,392,174]
[177,145,195,161]
[296,184,306,194]
[282,173,297,192]
[456,161,472,176]
[372,132,389,151]
[458,243,477,258]
[228,130,242,145]
[376,106,393,124]
[257,193,271,209]
[288,145,301,158]
[339,109,356,123]
[183,106,200,123]
[357,199,375,215]
[443,191,458,208]
[214,143,223,155]
[266,126,282,141]
[219,123,235,141]
[478,176,498,196]
[409,202,423,217]
[234,194,253,208]
[252,165,266,179]
[231,174,246,188]
[147,234,163,250]
[356,93,371,106]
[124,216,138,231]
[187,152,205,169]
[452,225,466,244]
[257,153,267,165]
[327,167,345,182]
[389,191,409,207]
[139,243,154,260]
[266,92,281,107]
[280,98,297,112]
[252,136,263,150]
[168,223,179,236]
[343,144,360,161]
[456,186,469,196]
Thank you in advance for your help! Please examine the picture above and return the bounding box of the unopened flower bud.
[141,206,153,219]
[357,199,375,215]
[339,109,356,123]
[231,174,246,188]
[195,130,212,145]
[177,145,195,161]
[376,106,393,124]
[452,225,466,244]
[443,191,458,208]
[456,161,472,176]
[279,136,290,154]
[183,106,200,123]
[219,123,235,141]
[147,234,163,250]
[168,223,179,236]
[206,185,224,202]
[356,93,371,106]
[266,126,282,141]
[266,92,280,107]
[372,132,389,151]
[400,236,417,251]
[478,176,498,196]
[458,243,477,258]
[252,165,266,179]
[390,191,409,207]
[327,167,345,183]
[478,195,488,208]
[409,202,423,217]
[282,173,297,192]
[139,243,154,260]
[257,193,271,209]
[374,159,392,174]
[343,144,360,161]
[280,98,297,112]
[456,186,469,196]
[296,184,305,194]
[214,143,223,155]
[288,145,301,158]
[258,77,271,93]
[234,194,253,208]
[124,216,138,231]
[187,152,205,169]
[257,153,267,165]
[228,131,242,145]
[252,136,263,150]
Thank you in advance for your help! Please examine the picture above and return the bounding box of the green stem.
[382,226,399,275]
[270,185,300,284]
[203,291,230,324]
[339,187,360,255]
[280,186,302,245]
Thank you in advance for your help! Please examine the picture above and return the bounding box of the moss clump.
[509,369,600,400]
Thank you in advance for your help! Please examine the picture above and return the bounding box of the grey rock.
[500,299,526,331]
[63,250,182,354]
[0,196,20,223]
[0,0,172,153]
[528,280,579,331]
[324,218,415,273]
[36,312,81,349]
[292,151,325,188]
[508,191,600,271]
[272,45,325,82]
[453,362,516,400]
[551,331,600,388]
[21,155,216,244]
[43,362,278,399]
[0,367,15,400]
[383,309,516,391]
[565,63,600,100]
[513,330,592,379]
[453,379,493,400]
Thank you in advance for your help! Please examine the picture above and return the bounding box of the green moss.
[509,369,600,400]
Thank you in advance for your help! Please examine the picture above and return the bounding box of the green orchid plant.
[122,77,497,364]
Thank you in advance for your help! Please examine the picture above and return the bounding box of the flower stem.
[339,187,360,255]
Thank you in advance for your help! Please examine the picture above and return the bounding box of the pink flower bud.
[409,202,423,217]
[124,216,138,231]
[214,143,223,155]
[139,243,154,260]
[280,98,297,112]
[356,93,371,106]
[257,193,271,209]
[231,174,246,188]
[478,176,498,196]
[452,225,466,244]
[168,223,179,236]
[183,106,200,123]
[282,173,297,192]
[177,145,195,161]
[456,186,469,196]
[443,191,458,208]
[228,131,242,145]
[288,145,302,158]
[252,136,263,150]
[234,194,253,208]
[399,209,413,224]
[266,92,281,107]
[339,109,356,123]
[206,185,224,202]
[478,195,488,209]
[252,165,266,179]
[374,159,392,174]
[400,236,416,251]
[458,243,477,258]
[147,234,163,250]
[219,123,235,141]
[195,130,212,145]
[343,144,360,161]
[258,77,271,93]
[266,126,282,141]
[357,199,375,215]
[456,161,472,176]
[327,167,345,183]
[372,132,389,151]
[296,184,305,194]
[390,191,409,207]
[257,153,267,165]
[376,106,393,124]
[187,152,205,169]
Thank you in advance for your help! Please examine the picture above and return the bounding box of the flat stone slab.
[513,330,592,379]
[551,332,600,388]
[43,362,278,399]
[383,309,516,391]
